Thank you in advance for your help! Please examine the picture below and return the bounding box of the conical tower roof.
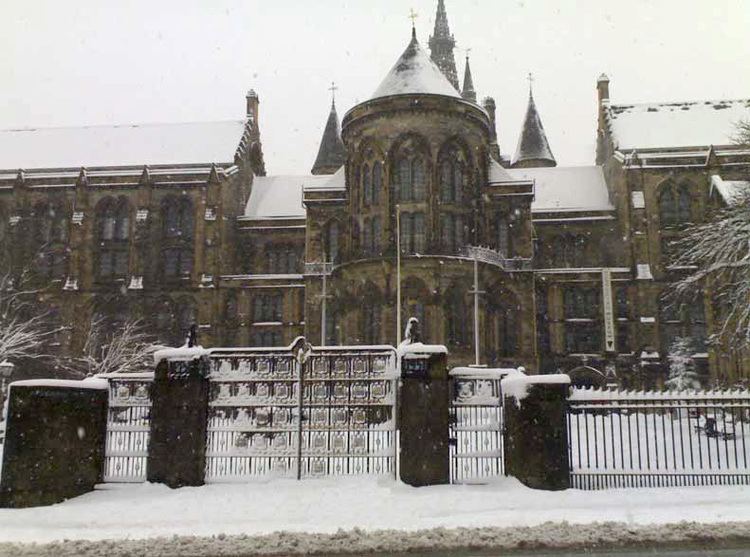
[371,29,461,101]
[512,89,556,168]
[461,56,476,103]
[311,99,347,175]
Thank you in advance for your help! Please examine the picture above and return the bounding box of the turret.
[311,88,347,175]
[428,0,459,91]
[511,78,556,168]
[461,55,477,103]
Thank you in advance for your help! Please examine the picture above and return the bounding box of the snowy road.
[1,477,750,554]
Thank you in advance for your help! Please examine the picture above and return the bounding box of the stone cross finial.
[409,8,418,27]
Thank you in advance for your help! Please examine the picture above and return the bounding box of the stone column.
[0,379,109,508]
[398,345,450,486]
[147,348,210,488]
[502,374,571,490]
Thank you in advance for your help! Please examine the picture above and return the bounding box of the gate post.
[398,344,450,486]
[501,374,571,490]
[148,346,211,488]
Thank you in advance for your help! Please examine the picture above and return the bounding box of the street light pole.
[396,204,402,345]
[321,262,327,346]
[473,256,480,366]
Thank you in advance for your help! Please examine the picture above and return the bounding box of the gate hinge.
[448,437,457,447]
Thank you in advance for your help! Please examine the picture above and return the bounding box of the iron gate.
[205,343,398,481]
[102,373,153,482]
[449,368,513,483]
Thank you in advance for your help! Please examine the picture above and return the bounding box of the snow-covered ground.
[1,476,750,555]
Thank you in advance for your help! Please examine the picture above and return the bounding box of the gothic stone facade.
[1,4,749,387]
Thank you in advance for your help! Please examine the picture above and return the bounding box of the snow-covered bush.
[664,337,701,391]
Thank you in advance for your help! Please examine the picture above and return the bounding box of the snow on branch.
[667,119,750,348]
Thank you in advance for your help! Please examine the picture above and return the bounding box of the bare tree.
[0,268,61,365]
[57,316,157,377]
[669,119,750,346]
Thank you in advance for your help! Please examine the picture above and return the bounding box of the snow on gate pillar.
[398,344,450,486]
[148,345,211,488]
[501,374,571,490]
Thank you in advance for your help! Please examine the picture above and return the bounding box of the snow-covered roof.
[507,166,613,213]
[488,159,513,183]
[305,165,346,191]
[371,32,461,101]
[245,175,329,219]
[0,120,247,171]
[607,99,750,151]
[710,174,750,205]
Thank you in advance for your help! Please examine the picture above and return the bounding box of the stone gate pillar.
[501,373,571,490]
[147,346,211,488]
[398,344,450,486]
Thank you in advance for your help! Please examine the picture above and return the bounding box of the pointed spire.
[461,53,476,103]
[428,0,459,91]
[311,86,347,175]
[512,76,556,168]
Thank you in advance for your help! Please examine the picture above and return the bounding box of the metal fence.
[568,388,750,489]
[449,367,515,484]
[205,344,398,481]
[102,373,153,483]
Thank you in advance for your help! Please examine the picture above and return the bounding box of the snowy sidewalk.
[1,477,750,547]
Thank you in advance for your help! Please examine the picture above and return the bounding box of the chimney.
[246,89,260,122]
[483,96,501,162]
[597,74,610,105]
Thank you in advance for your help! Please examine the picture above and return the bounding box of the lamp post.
[396,204,402,345]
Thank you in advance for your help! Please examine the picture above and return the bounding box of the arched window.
[96,197,131,280]
[176,300,196,345]
[163,197,194,239]
[266,245,301,274]
[361,300,381,344]
[363,216,382,257]
[659,298,707,354]
[31,202,68,280]
[659,185,691,227]
[362,163,371,206]
[161,197,194,280]
[678,187,691,222]
[324,221,340,263]
[372,162,383,206]
[394,156,426,202]
[400,212,425,254]
[497,307,519,358]
[440,213,464,254]
[446,287,470,348]
[563,287,601,353]
[497,213,510,256]
[253,294,283,322]
[325,308,339,346]
[439,159,465,203]
[659,189,676,226]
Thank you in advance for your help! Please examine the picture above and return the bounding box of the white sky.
[1,0,748,175]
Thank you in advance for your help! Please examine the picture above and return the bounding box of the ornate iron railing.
[205,344,398,481]
[449,367,517,484]
[567,388,750,489]
[102,373,153,483]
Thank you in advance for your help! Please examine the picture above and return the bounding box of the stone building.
[0,1,748,386]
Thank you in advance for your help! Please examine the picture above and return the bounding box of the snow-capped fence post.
[148,345,211,488]
[501,374,571,490]
[398,343,450,486]
[0,378,109,508]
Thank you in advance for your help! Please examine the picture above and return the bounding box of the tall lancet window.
[439,157,465,203]
[393,136,428,203]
